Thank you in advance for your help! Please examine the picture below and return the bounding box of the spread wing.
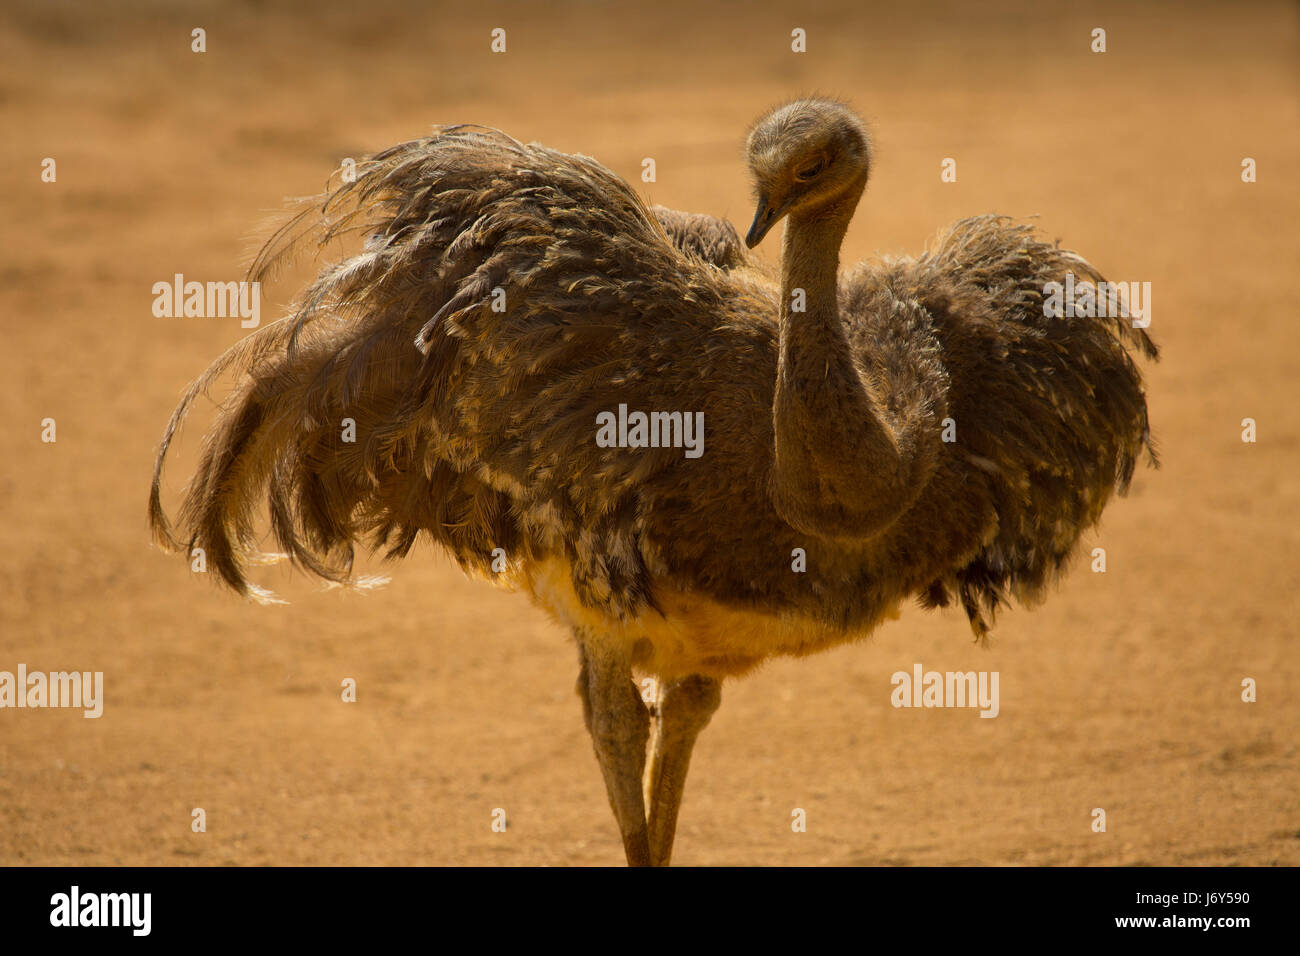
[148,124,771,614]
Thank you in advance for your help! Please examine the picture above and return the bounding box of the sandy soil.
[1,0,1297,866]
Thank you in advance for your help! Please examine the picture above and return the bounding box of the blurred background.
[0,0,1296,864]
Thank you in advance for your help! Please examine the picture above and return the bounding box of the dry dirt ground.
[1,0,1296,866]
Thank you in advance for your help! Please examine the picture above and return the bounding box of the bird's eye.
[795,158,826,181]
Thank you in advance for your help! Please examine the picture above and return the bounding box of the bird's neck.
[777,181,862,354]
[770,187,925,539]
[779,207,850,321]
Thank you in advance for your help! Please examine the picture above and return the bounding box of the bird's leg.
[643,674,721,867]
[575,635,651,866]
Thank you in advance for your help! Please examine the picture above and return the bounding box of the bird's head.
[743,98,872,248]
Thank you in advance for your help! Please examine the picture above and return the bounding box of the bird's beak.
[745,196,779,248]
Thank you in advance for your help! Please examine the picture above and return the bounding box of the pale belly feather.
[515,557,899,680]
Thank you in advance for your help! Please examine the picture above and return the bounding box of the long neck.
[769,186,929,539]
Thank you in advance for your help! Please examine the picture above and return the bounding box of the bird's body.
[150,101,1156,864]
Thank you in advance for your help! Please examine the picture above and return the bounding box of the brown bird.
[149,98,1157,866]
